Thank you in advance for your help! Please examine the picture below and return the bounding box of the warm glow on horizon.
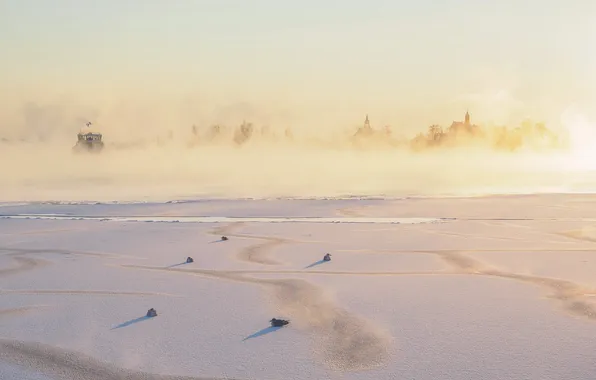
[550,109,596,172]
[1,1,595,135]
[1,0,596,201]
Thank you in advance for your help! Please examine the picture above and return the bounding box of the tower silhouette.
[364,114,371,130]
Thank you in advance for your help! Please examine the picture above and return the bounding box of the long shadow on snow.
[167,262,190,268]
[304,259,328,269]
[242,326,282,341]
[111,315,152,330]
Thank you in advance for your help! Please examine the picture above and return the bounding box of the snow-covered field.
[2,195,596,379]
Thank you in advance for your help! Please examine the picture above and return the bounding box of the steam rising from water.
[2,108,596,202]
[2,140,595,203]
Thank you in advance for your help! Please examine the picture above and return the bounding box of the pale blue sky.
[0,0,595,132]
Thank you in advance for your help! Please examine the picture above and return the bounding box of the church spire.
[464,109,470,125]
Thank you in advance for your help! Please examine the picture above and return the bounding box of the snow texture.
[2,195,596,379]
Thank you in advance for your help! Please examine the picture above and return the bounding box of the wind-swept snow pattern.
[0,339,239,380]
[0,257,50,278]
[125,261,393,371]
[3,196,596,379]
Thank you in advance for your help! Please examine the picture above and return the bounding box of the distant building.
[73,122,104,153]
[354,114,374,137]
[448,110,481,136]
[363,114,371,131]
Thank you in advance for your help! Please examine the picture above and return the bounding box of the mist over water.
[2,130,595,202]
[1,102,594,203]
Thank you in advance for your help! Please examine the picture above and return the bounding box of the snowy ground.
[2,195,596,379]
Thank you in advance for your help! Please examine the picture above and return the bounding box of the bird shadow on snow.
[242,326,283,341]
[304,259,328,269]
[209,239,225,244]
[111,315,152,330]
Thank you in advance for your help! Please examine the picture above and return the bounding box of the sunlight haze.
[5,4,596,379]
[1,0,596,201]
[1,0,595,131]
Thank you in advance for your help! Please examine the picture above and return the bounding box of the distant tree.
[427,125,443,142]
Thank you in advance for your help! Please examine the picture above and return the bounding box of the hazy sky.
[1,0,595,135]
